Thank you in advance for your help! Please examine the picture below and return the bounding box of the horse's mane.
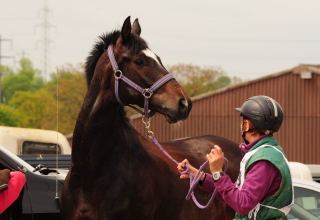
[85,31,120,87]
[82,29,151,161]
[85,30,148,86]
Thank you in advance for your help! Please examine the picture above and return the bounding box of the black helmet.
[236,96,284,132]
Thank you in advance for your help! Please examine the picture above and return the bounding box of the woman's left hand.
[206,145,224,173]
[177,159,198,179]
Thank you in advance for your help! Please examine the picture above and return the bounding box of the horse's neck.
[71,81,149,169]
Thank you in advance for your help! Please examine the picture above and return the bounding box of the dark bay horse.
[61,17,242,220]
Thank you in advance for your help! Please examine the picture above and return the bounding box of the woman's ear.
[242,119,253,132]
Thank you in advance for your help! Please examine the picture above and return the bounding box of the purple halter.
[107,45,174,117]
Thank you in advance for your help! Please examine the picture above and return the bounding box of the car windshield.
[0,145,35,171]
[288,185,320,220]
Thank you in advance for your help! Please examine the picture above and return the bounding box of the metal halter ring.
[114,70,123,79]
[142,88,153,98]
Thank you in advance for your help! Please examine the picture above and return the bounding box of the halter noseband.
[107,45,174,117]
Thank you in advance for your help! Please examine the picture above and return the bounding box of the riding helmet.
[235,95,284,132]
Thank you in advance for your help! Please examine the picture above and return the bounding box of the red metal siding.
[131,67,320,164]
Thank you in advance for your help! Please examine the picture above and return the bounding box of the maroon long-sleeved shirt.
[200,137,282,215]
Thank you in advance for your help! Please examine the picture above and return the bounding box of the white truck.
[0,126,71,169]
[289,161,320,183]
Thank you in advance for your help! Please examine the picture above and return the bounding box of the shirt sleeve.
[199,173,215,193]
[0,171,26,214]
[200,160,281,215]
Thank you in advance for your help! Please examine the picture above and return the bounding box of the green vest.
[235,136,293,220]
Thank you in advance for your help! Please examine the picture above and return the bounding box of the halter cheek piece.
[107,45,174,117]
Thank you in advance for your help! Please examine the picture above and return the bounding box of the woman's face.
[240,117,250,134]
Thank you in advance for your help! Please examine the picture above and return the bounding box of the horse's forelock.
[126,34,148,54]
[85,31,148,87]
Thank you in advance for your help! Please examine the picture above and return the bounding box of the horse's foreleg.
[72,190,98,220]
[60,173,74,220]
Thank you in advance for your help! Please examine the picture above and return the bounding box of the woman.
[178,96,293,220]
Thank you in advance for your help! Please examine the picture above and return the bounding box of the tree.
[211,75,231,90]
[45,65,87,134]
[1,58,44,103]
[0,64,14,103]
[9,90,56,128]
[0,65,14,78]
[0,105,19,126]
[168,64,229,97]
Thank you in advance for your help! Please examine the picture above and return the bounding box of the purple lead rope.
[150,135,228,209]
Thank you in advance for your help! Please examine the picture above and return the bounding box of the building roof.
[191,64,320,103]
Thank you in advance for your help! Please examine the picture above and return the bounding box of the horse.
[61,16,242,220]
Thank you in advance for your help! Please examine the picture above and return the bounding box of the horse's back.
[161,135,241,180]
[140,134,242,220]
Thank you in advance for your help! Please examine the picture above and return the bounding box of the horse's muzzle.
[177,97,192,120]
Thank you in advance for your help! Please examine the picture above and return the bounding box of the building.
[131,64,320,164]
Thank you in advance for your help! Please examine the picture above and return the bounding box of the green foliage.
[0,65,14,77]
[9,90,56,129]
[0,105,19,126]
[0,59,87,134]
[211,75,231,90]
[168,64,231,97]
[45,65,86,134]
[1,58,44,103]
[3,63,87,135]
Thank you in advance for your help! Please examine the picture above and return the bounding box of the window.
[287,186,320,220]
[22,141,61,155]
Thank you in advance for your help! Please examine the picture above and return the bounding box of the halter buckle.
[142,88,153,98]
[114,70,123,79]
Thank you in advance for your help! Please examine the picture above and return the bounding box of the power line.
[0,35,13,103]
[0,35,13,66]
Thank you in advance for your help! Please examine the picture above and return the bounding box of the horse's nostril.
[179,98,188,108]
[179,98,189,116]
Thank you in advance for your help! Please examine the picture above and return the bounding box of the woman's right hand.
[177,159,198,179]
[0,169,10,186]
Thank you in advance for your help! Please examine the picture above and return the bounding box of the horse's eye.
[134,59,144,66]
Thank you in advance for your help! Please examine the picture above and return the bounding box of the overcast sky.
[1,0,320,80]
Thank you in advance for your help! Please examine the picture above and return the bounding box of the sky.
[1,0,320,80]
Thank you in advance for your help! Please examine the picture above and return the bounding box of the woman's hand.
[0,169,10,186]
[206,145,224,173]
[177,159,198,179]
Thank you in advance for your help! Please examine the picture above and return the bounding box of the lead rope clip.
[142,117,154,137]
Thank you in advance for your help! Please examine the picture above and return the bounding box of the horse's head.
[88,17,191,123]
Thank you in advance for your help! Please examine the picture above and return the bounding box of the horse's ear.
[121,16,132,42]
[132,18,141,36]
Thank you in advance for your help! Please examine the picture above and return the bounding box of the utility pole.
[0,35,13,103]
